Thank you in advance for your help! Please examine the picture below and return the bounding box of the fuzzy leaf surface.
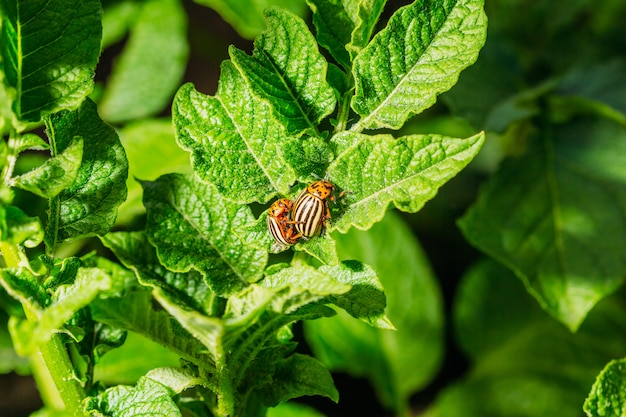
[85,376,181,417]
[173,65,296,203]
[0,0,101,122]
[100,0,188,123]
[584,358,626,417]
[229,7,336,136]
[13,137,83,199]
[142,173,267,296]
[351,0,487,130]
[328,131,484,233]
[44,99,128,246]
[458,118,626,331]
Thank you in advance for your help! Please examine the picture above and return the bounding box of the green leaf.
[426,259,626,417]
[0,313,30,374]
[151,287,224,361]
[351,0,487,130]
[11,133,49,154]
[142,173,267,296]
[173,67,297,203]
[0,0,101,123]
[305,211,443,411]
[261,262,352,298]
[345,0,387,60]
[458,118,626,331]
[145,367,206,394]
[85,376,181,417]
[584,358,626,417]
[101,231,213,315]
[0,268,49,314]
[116,119,191,225]
[306,0,354,69]
[44,98,128,247]
[10,267,111,355]
[229,7,336,136]
[307,0,385,69]
[440,40,530,131]
[1,205,43,248]
[295,235,339,266]
[101,0,140,49]
[193,0,308,39]
[99,0,189,123]
[90,288,212,368]
[260,353,339,406]
[320,260,391,329]
[551,60,626,125]
[328,131,485,233]
[13,137,83,199]
[94,332,181,385]
[267,402,328,417]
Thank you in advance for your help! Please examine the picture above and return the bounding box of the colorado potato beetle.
[267,198,302,247]
[292,179,344,237]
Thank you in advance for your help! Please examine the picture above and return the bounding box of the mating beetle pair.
[267,179,345,248]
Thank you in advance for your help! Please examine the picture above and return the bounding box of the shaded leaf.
[193,0,308,39]
[101,231,213,315]
[351,0,487,130]
[1,205,43,248]
[0,0,101,123]
[307,0,385,68]
[320,260,390,329]
[260,353,338,406]
[426,259,626,417]
[328,131,484,233]
[100,0,188,123]
[94,332,182,385]
[458,118,626,330]
[90,288,212,368]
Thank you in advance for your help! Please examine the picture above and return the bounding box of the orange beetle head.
[307,180,335,200]
[268,198,293,218]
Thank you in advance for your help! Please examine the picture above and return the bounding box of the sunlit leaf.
[229,7,336,136]
[328,131,484,233]
[0,0,101,123]
[351,0,487,130]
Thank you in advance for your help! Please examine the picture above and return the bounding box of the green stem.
[2,243,86,416]
[216,368,235,417]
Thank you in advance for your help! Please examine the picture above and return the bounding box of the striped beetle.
[292,179,345,237]
[267,198,302,248]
